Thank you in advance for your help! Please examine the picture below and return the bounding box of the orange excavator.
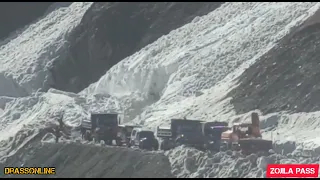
[220,112,273,155]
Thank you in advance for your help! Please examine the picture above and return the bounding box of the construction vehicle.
[201,121,229,151]
[130,127,159,151]
[221,112,273,155]
[80,113,123,146]
[156,126,175,151]
[118,124,142,147]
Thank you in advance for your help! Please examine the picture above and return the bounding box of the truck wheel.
[153,141,159,151]
[94,136,100,143]
[116,138,123,146]
[105,140,112,145]
[176,140,182,147]
[139,142,144,150]
[220,142,228,151]
[160,141,165,150]
[140,141,150,150]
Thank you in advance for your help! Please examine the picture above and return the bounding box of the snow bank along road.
[1,2,320,178]
[0,142,173,178]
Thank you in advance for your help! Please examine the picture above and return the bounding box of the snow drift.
[1,2,320,178]
[0,142,173,178]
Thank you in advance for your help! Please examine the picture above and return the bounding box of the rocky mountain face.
[50,2,224,93]
[0,2,54,41]
[229,10,320,114]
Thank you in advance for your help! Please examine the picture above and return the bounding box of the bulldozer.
[221,112,273,155]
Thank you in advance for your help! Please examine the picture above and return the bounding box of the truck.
[201,121,229,151]
[172,119,205,149]
[80,113,122,146]
[157,119,230,151]
[156,126,175,151]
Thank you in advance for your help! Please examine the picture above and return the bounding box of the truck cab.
[130,127,142,146]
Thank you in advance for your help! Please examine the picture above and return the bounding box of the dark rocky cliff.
[229,10,320,114]
[0,2,54,41]
[50,2,224,93]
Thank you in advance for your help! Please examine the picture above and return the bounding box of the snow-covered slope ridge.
[83,2,319,127]
[0,2,92,97]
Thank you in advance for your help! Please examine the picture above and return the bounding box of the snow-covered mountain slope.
[0,2,92,97]
[165,145,320,178]
[230,9,320,114]
[53,2,224,93]
[82,2,320,127]
[1,2,320,178]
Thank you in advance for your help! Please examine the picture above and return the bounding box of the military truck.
[80,113,122,146]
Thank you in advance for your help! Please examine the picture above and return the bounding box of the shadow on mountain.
[0,2,54,41]
[50,2,224,93]
[0,142,173,178]
[229,9,320,114]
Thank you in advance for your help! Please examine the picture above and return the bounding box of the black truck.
[201,121,229,151]
[172,119,209,150]
[158,119,229,151]
[80,113,122,146]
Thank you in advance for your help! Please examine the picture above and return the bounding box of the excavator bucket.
[238,138,273,155]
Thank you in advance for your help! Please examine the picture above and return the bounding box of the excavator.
[221,112,273,155]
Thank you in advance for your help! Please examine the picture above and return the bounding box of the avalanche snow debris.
[1,2,320,178]
[0,2,92,97]
[165,146,320,178]
[82,2,319,129]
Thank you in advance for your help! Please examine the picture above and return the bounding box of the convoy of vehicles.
[78,112,274,154]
